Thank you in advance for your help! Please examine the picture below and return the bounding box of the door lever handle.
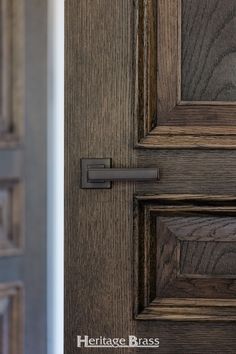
[81,158,159,189]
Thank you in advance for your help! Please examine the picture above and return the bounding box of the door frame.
[47,0,64,353]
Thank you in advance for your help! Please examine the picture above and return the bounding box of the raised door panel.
[134,195,236,321]
[0,0,24,146]
[134,0,236,325]
[0,181,24,257]
[181,0,236,102]
[0,283,23,354]
[136,0,236,148]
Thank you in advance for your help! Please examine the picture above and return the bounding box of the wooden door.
[0,0,47,353]
[65,0,236,352]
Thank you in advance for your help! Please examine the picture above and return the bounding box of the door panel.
[0,283,23,354]
[0,0,24,143]
[181,0,236,102]
[0,181,23,257]
[65,2,135,352]
[0,0,47,353]
[137,0,236,148]
[66,0,236,353]
[135,196,236,321]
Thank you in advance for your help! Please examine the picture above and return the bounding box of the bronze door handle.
[81,158,159,189]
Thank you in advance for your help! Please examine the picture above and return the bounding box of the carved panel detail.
[134,195,236,320]
[0,181,24,256]
[136,0,236,148]
[0,283,23,354]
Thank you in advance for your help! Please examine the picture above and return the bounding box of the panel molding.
[0,181,24,257]
[134,194,236,321]
[0,282,23,354]
[0,0,24,148]
[135,0,236,148]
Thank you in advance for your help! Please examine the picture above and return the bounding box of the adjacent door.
[0,1,47,353]
[66,0,236,352]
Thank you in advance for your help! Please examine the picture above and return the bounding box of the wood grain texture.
[162,278,236,299]
[135,0,180,142]
[65,0,135,353]
[182,0,236,101]
[66,0,236,352]
[137,149,236,194]
[155,217,179,297]
[138,299,236,321]
[136,0,236,148]
[134,196,236,321]
[135,0,157,138]
[180,240,236,276]
[136,321,236,354]
[161,215,236,241]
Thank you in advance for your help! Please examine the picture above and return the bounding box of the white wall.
[47,0,64,353]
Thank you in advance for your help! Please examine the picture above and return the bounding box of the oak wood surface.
[180,240,236,276]
[65,0,135,353]
[182,0,236,101]
[136,0,236,148]
[66,0,236,353]
[134,197,236,323]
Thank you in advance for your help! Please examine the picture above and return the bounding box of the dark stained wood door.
[0,0,47,353]
[65,0,236,352]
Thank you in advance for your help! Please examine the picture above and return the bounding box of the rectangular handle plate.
[81,158,159,189]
